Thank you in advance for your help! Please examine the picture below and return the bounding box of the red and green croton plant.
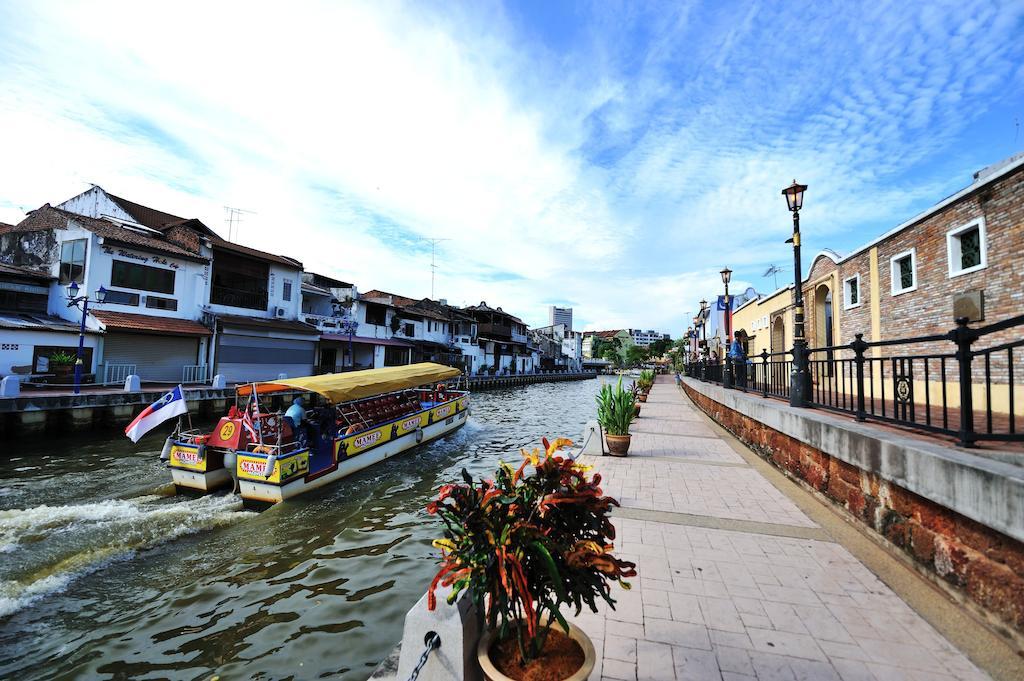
[427,437,637,662]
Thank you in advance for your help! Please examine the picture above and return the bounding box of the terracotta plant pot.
[605,433,631,456]
[633,404,641,418]
[477,618,597,681]
[637,394,647,403]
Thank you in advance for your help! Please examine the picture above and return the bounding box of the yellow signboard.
[169,445,207,472]
[236,451,309,483]
[338,423,392,458]
[430,402,456,424]
[394,412,427,437]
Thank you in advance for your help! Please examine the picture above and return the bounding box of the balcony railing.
[477,322,512,338]
[687,314,1024,447]
[211,285,268,311]
[182,365,208,384]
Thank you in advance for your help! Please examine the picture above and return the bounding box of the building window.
[103,289,140,306]
[843,274,861,309]
[111,260,175,294]
[59,239,87,285]
[145,295,178,311]
[283,280,292,301]
[946,218,987,278]
[365,303,387,326]
[890,249,917,295]
[403,322,414,336]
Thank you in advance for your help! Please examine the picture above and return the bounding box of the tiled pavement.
[569,379,990,681]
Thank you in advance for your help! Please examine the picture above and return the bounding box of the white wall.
[205,262,302,320]
[0,329,100,376]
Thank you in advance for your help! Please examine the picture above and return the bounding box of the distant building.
[629,329,670,348]
[549,305,573,330]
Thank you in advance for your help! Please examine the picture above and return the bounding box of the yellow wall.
[731,287,794,358]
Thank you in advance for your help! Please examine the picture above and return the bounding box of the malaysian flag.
[240,388,260,443]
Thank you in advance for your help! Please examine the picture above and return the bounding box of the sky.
[0,0,1022,336]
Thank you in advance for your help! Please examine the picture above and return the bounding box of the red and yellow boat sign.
[169,444,206,472]
[338,423,392,458]
[236,451,309,484]
[430,403,454,422]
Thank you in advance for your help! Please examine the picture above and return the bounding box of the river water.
[0,378,602,680]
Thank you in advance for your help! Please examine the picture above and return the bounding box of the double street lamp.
[782,180,810,407]
[65,281,107,395]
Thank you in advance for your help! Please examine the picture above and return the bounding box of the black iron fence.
[684,314,1024,447]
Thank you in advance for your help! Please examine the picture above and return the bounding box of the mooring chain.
[406,632,440,681]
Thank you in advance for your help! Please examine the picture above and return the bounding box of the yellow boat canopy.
[236,362,462,403]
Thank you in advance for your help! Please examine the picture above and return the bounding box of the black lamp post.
[720,267,733,387]
[782,180,810,407]
[65,281,107,395]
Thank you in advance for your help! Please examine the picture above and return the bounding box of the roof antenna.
[763,264,785,289]
[424,237,451,299]
[224,206,256,242]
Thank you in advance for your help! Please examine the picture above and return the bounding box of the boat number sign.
[219,421,236,440]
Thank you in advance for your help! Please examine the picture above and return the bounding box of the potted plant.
[48,350,77,376]
[597,378,635,456]
[427,438,636,680]
[629,382,642,418]
[636,370,654,400]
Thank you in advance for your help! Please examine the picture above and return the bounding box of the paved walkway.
[569,378,993,681]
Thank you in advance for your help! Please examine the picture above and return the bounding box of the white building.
[629,328,670,348]
[548,305,573,330]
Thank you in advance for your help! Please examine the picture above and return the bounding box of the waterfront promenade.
[569,377,1019,681]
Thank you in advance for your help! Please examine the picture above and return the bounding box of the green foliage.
[648,337,672,357]
[637,369,655,392]
[48,351,76,365]
[426,438,636,663]
[596,377,636,436]
[625,345,648,367]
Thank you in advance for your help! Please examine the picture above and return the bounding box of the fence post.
[723,356,733,389]
[851,333,868,422]
[760,350,769,398]
[951,317,979,448]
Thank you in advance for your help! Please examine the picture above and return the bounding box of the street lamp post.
[699,299,708,380]
[720,267,733,388]
[782,180,810,407]
[65,281,107,395]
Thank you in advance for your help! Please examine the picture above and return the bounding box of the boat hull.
[239,407,468,504]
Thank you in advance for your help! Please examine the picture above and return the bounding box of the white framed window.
[946,217,987,278]
[843,274,861,309]
[890,248,917,295]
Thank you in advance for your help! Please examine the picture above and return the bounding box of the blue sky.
[0,0,1022,335]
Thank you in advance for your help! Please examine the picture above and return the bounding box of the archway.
[771,316,785,353]
[814,284,834,375]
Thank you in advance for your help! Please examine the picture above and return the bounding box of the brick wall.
[683,383,1024,642]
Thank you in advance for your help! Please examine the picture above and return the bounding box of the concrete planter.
[477,618,596,681]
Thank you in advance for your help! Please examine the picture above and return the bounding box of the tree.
[601,346,622,367]
[625,345,648,367]
[648,337,672,357]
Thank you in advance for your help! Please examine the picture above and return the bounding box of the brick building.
[732,152,1024,413]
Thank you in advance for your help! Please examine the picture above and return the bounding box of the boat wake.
[0,494,251,618]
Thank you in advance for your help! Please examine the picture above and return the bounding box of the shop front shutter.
[103,333,200,382]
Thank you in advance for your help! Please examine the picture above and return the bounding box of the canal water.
[0,378,603,680]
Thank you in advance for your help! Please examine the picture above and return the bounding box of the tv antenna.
[763,264,785,289]
[224,206,256,242]
[424,237,451,299]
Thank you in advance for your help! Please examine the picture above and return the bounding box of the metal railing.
[685,314,1024,447]
[182,365,208,384]
[210,285,268,311]
[103,363,136,384]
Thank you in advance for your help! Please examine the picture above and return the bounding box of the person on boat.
[285,397,307,447]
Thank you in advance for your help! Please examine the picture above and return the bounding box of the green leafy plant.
[427,438,636,664]
[637,369,655,392]
[596,377,636,436]
[48,350,77,366]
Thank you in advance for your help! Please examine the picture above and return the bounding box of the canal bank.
[0,378,602,680]
[0,371,597,438]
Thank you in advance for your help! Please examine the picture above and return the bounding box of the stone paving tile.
[564,381,990,681]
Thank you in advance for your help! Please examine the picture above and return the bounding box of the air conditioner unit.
[274,307,286,318]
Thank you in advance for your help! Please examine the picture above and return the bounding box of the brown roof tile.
[104,191,188,231]
[92,310,212,336]
[210,237,302,269]
[15,205,207,261]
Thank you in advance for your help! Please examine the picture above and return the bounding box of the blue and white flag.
[124,385,188,443]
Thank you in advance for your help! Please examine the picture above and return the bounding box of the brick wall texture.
[683,383,1024,641]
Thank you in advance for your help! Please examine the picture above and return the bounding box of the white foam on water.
[0,494,253,617]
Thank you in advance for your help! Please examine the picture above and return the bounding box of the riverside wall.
[681,377,1024,648]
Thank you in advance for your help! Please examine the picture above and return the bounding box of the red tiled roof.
[210,237,302,269]
[14,205,207,261]
[360,289,419,307]
[213,313,319,335]
[92,310,212,336]
[104,191,188,231]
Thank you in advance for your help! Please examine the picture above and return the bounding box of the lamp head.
[95,285,107,303]
[66,281,79,299]
[782,179,807,212]
[700,299,707,311]
[720,267,732,286]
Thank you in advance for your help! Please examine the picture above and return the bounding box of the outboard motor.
[160,436,174,462]
[223,449,239,494]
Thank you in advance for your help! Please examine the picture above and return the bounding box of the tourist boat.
[166,363,468,505]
